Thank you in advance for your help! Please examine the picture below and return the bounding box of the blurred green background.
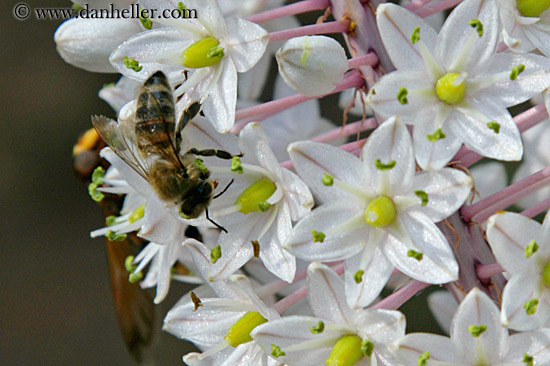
[0,1,441,365]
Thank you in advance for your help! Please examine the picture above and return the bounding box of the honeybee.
[92,71,235,231]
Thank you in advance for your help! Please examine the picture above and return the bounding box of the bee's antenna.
[213,179,234,199]
[205,208,227,233]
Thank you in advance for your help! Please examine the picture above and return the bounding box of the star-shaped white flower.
[207,123,313,283]
[499,0,550,56]
[367,0,550,170]
[394,288,550,366]
[163,239,283,366]
[110,0,269,132]
[251,262,406,366]
[285,117,472,308]
[487,210,550,331]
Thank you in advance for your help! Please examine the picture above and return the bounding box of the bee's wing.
[92,115,151,180]
[135,71,183,169]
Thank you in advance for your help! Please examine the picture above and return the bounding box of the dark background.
[1,1,440,365]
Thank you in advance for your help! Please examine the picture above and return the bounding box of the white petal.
[501,273,550,331]
[280,169,314,222]
[384,211,458,283]
[251,316,343,366]
[345,243,394,309]
[285,202,368,262]
[237,55,271,100]
[427,290,458,335]
[200,60,238,133]
[376,3,439,70]
[54,17,141,73]
[225,17,269,73]
[239,123,281,178]
[451,288,508,364]
[288,141,365,205]
[394,333,461,364]
[524,23,550,57]
[452,98,523,161]
[366,70,438,124]
[507,329,550,363]
[109,27,193,82]
[361,117,415,196]
[219,343,265,366]
[434,0,499,74]
[479,53,550,107]
[276,36,348,97]
[352,308,406,344]
[412,105,462,171]
[99,76,141,113]
[411,168,473,222]
[180,117,240,155]
[307,262,354,324]
[181,0,227,37]
[486,212,542,274]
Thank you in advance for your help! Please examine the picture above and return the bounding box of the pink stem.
[246,0,330,24]
[521,198,550,218]
[373,280,430,310]
[454,103,549,167]
[348,53,379,70]
[233,71,365,131]
[273,262,345,314]
[312,118,377,143]
[269,20,349,43]
[476,263,504,282]
[414,0,463,17]
[461,167,550,223]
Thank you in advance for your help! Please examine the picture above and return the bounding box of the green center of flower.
[180,37,225,68]
[542,261,550,287]
[435,72,466,105]
[326,335,363,366]
[517,0,550,17]
[225,311,268,347]
[365,196,397,227]
[235,178,276,214]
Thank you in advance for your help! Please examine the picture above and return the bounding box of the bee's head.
[179,181,214,219]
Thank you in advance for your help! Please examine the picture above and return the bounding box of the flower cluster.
[58,0,550,365]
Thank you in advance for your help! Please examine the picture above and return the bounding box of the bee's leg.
[213,179,234,199]
[187,148,242,160]
[175,101,201,152]
[205,208,227,233]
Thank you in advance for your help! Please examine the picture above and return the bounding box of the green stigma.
[361,339,374,357]
[410,27,420,44]
[365,196,397,228]
[354,270,365,284]
[524,298,539,315]
[517,0,550,17]
[181,37,224,68]
[106,230,127,241]
[326,335,363,366]
[312,230,326,243]
[407,250,423,261]
[225,311,267,347]
[525,239,538,258]
[129,204,145,223]
[322,173,334,186]
[468,19,484,37]
[436,73,466,105]
[210,245,221,264]
[414,190,429,206]
[417,351,430,366]
[375,159,396,170]
[271,344,285,358]
[123,56,143,72]
[231,156,244,174]
[543,261,550,286]
[427,128,446,142]
[310,321,325,334]
[397,87,409,104]
[139,10,152,29]
[487,122,501,134]
[510,64,526,80]
[523,353,534,366]
[235,178,276,214]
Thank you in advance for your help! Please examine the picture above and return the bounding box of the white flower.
[276,35,349,97]
[285,117,472,308]
[110,0,269,132]
[207,123,314,283]
[486,210,550,331]
[99,76,141,113]
[394,288,550,366]
[251,262,406,366]
[164,240,282,366]
[54,1,144,73]
[498,0,550,56]
[367,0,550,170]
[511,122,550,210]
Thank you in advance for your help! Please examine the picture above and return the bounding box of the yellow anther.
[235,178,276,214]
[129,204,145,223]
[326,335,363,366]
[517,0,550,17]
[225,312,267,347]
[181,37,224,68]
[365,196,397,228]
[435,73,466,105]
[543,261,550,287]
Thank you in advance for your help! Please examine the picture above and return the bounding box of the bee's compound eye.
[198,182,213,196]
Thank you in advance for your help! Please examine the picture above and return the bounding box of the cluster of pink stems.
[226,0,550,314]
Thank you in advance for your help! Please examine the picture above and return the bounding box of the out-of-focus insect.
[73,127,105,179]
[92,71,236,231]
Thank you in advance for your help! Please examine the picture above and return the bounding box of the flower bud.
[54,17,141,73]
[276,36,348,97]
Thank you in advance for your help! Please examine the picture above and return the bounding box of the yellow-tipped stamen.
[225,312,268,347]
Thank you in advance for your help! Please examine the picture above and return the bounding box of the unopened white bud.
[54,17,141,73]
[276,36,348,97]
